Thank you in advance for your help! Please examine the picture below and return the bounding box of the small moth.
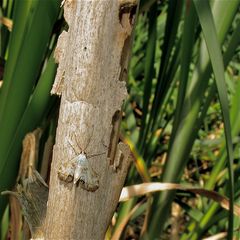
[58,138,101,192]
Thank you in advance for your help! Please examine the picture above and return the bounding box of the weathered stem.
[44,0,138,239]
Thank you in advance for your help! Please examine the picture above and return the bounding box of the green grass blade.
[0,206,9,240]
[139,0,183,149]
[144,1,239,238]
[0,0,33,116]
[179,16,240,240]
[0,0,14,54]
[203,21,240,191]
[193,1,234,238]
[171,2,198,144]
[0,0,59,218]
[139,0,157,12]
[139,3,157,143]
[0,54,57,219]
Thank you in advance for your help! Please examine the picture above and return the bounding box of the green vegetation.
[0,0,240,239]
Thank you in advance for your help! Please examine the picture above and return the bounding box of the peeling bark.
[45,0,138,239]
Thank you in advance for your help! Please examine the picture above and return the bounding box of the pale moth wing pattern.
[58,138,100,192]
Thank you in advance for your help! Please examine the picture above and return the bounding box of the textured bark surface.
[44,0,138,239]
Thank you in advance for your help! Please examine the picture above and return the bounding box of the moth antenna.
[84,135,92,152]
[68,139,79,154]
[84,125,94,152]
[73,133,83,153]
[88,152,106,159]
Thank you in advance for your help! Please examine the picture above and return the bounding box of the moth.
[58,138,102,192]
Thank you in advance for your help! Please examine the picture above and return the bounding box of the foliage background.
[0,0,240,239]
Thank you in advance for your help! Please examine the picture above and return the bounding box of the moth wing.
[73,156,99,191]
[58,158,76,183]
[83,163,99,191]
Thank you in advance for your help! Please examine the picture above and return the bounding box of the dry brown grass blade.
[119,182,240,216]
[140,197,152,237]
[9,195,22,240]
[17,128,42,182]
[203,231,240,240]
[40,135,54,180]
[0,17,13,31]
[111,200,144,240]
[2,128,44,239]
[202,232,227,240]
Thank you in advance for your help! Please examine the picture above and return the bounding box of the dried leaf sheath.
[2,171,48,239]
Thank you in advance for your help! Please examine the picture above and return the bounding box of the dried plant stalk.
[1,129,46,239]
[44,0,138,239]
